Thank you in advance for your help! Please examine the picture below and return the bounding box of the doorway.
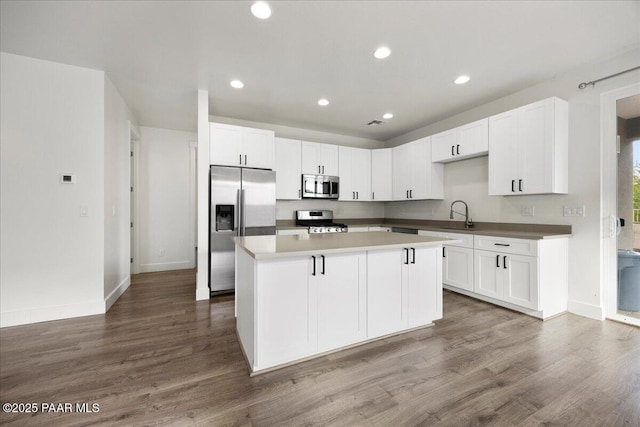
[129,121,141,275]
[603,84,640,327]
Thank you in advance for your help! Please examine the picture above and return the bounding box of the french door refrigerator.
[210,166,276,295]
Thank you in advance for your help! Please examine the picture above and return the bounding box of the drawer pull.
[494,243,511,247]
[496,254,500,268]
[503,255,507,269]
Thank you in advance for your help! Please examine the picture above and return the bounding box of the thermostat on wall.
[60,173,76,184]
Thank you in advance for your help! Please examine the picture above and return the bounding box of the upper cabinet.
[488,97,568,196]
[392,137,444,200]
[338,147,371,201]
[301,141,339,176]
[432,118,489,163]
[275,137,302,200]
[210,123,275,170]
[371,148,393,201]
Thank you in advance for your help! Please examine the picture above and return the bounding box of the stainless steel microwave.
[302,174,339,199]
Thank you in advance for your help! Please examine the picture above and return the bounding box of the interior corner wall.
[104,77,133,308]
[138,126,197,273]
[0,53,105,327]
[383,47,640,320]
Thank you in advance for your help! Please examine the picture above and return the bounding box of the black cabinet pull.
[318,165,321,173]
[353,191,355,199]
[239,154,242,165]
[496,254,500,268]
[456,144,460,155]
[443,247,446,258]
[244,154,247,165]
[372,192,375,200]
[356,191,359,200]
[451,145,455,156]
[503,256,507,269]
[494,243,511,247]
[322,166,325,174]
[312,256,316,276]
[411,248,416,264]
[409,190,413,198]
[321,255,325,275]
[511,180,515,192]
[518,179,523,192]
[404,248,409,264]
[406,190,409,199]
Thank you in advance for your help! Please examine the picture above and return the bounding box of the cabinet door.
[392,143,411,200]
[371,148,393,201]
[443,246,474,292]
[517,98,553,195]
[243,127,274,170]
[275,138,302,200]
[457,118,488,160]
[353,148,371,201]
[411,137,442,200]
[256,257,316,369]
[316,252,367,352]
[210,123,243,166]
[431,129,457,163]
[367,249,405,338]
[406,246,442,326]
[488,111,518,195]
[338,146,355,201]
[474,249,503,299]
[502,254,538,310]
[320,144,339,176]
[301,141,321,174]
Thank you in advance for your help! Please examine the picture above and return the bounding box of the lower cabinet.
[442,246,474,292]
[367,246,441,339]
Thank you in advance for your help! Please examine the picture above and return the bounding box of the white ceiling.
[1,1,639,141]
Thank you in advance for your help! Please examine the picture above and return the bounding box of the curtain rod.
[578,66,640,89]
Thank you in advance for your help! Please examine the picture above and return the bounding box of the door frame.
[601,82,640,326]
[129,121,141,275]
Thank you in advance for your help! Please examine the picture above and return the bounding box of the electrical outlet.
[521,205,535,217]
[159,249,166,257]
[563,205,586,217]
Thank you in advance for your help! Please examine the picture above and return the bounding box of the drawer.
[474,235,537,256]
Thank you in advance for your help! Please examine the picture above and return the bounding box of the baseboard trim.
[138,260,194,273]
[105,275,131,311]
[568,299,604,320]
[0,300,105,328]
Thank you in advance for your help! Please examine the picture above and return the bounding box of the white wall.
[104,77,135,308]
[0,53,105,327]
[385,47,640,319]
[138,126,197,273]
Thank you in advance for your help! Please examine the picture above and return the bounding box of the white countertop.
[236,231,458,259]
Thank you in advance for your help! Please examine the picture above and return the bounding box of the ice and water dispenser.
[215,205,234,232]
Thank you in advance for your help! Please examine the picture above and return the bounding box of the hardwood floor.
[1,269,639,426]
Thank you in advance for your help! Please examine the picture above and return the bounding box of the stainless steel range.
[296,210,348,234]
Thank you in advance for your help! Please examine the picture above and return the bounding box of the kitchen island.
[235,231,457,374]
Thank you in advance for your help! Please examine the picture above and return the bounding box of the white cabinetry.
[488,97,568,195]
[276,228,308,236]
[432,118,489,163]
[315,253,367,352]
[210,123,274,169]
[338,146,371,201]
[367,246,441,339]
[392,137,444,200]
[419,231,474,292]
[275,137,302,200]
[371,148,393,201]
[301,141,339,176]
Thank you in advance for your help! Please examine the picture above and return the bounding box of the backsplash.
[276,200,384,220]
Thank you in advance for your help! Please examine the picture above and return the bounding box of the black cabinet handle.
[244,154,247,165]
[318,165,321,173]
[411,248,416,264]
[518,179,523,192]
[503,256,507,269]
[312,256,316,276]
[321,255,325,275]
[456,144,460,155]
[409,190,413,198]
[494,243,511,247]
[322,166,325,174]
[443,247,446,258]
[496,254,500,268]
[353,191,355,199]
[451,145,455,156]
[406,190,409,199]
[372,192,375,200]
[511,180,515,192]
[404,248,409,264]
[239,154,242,165]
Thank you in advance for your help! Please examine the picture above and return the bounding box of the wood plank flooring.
[1,269,639,426]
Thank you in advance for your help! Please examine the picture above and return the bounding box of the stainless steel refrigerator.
[210,166,276,294]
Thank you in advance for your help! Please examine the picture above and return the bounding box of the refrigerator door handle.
[240,189,246,236]
[236,189,241,236]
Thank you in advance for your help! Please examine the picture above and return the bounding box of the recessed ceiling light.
[318,99,329,106]
[454,75,470,85]
[230,80,244,89]
[374,46,391,59]
[383,113,394,119]
[251,1,271,19]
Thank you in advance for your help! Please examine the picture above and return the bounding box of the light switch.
[521,205,535,216]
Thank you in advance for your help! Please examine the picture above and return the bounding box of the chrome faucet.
[450,200,473,228]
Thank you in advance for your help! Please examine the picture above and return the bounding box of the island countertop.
[235,231,459,259]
